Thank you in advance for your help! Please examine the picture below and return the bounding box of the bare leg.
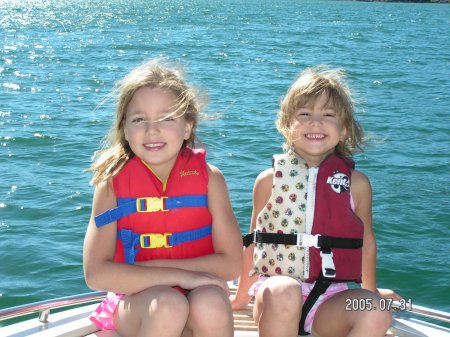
[114,286,189,337]
[182,285,233,337]
[312,288,392,337]
[253,276,303,337]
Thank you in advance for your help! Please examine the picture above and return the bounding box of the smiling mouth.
[305,134,325,140]
[144,142,165,149]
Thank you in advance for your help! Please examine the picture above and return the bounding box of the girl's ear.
[184,121,194,140]
[123,117,130,142]
[340,126,348,142]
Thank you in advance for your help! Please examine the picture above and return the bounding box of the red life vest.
[307,154,363,283]
[95,148,214,264]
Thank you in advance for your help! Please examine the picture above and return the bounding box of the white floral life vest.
[251,150,363,282]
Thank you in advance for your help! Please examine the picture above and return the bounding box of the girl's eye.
[131,117,145,124]
[161,117,175,122]
[323,109,336,117]
[296,111,310,118]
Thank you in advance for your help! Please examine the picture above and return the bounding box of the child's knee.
[368,308,392,332]
[188,286,233,327]
[261,283,302,317]
[262,285,303,311]
[191,285,231,313]
[116,287,189,336]
[352,298,392,333]
[142,287,189,319]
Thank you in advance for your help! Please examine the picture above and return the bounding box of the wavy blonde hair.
[276,66,364,158]
[88,59,204,185]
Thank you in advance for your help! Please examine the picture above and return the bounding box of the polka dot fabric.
[253,151,309,279]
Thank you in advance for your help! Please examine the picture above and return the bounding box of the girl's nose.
[144,120,161,133]
[310,114,323,124]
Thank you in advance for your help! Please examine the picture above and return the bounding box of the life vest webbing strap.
[242,231,362,249]
[319,236,362,249]
[117,224,212,265]
[95,195,208,228]
[242,233,254,247]
[298,273,332,336]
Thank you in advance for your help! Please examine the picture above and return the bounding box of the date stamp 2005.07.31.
[345,298,412,311]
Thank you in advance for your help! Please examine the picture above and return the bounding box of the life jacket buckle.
[140,233,172,248]
[136,197,168,212]
[297,233,320,248]
[320,250,336,278]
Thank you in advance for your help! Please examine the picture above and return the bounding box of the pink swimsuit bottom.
[90,287,188,331]
[89,292,124,331]
[248,276,348,334]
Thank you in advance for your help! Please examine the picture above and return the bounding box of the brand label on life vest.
[326,170,350,194]
[180,170,199,177]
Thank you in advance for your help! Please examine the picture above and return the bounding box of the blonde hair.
[276,66,364,158]
[88,59,204,185]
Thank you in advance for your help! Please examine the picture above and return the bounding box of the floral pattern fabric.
[253,151,310,279]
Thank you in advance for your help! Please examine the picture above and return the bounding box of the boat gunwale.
[395,302,450,324]
[0,291,106,322]
[1,290,449,328]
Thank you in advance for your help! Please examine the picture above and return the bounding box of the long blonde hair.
[276,66,364,158]
[88,59,204,185]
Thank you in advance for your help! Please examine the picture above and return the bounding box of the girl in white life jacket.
[232,66,399,337]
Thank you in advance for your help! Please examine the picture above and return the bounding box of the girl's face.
[124,86,193,181]
[289,91,347,167]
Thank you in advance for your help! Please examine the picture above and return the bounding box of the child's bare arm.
[231,168,273,309]
[351,169,377,292]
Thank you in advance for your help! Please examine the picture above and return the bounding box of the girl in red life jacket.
[231,66,399,337]
[83,59,243,337]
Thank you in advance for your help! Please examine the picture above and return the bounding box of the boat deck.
[1,288,449,337]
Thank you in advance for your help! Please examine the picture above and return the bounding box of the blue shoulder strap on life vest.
[94,195,208,228]
[117,224,213,264]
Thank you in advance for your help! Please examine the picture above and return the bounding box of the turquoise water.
[1,0,449,315]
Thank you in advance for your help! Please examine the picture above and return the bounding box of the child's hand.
[377,288,402,301]
[230,294,251,310]
[179,271,230,295]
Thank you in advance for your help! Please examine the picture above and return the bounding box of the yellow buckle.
[136,197,167,212]
[140,233,172,249]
